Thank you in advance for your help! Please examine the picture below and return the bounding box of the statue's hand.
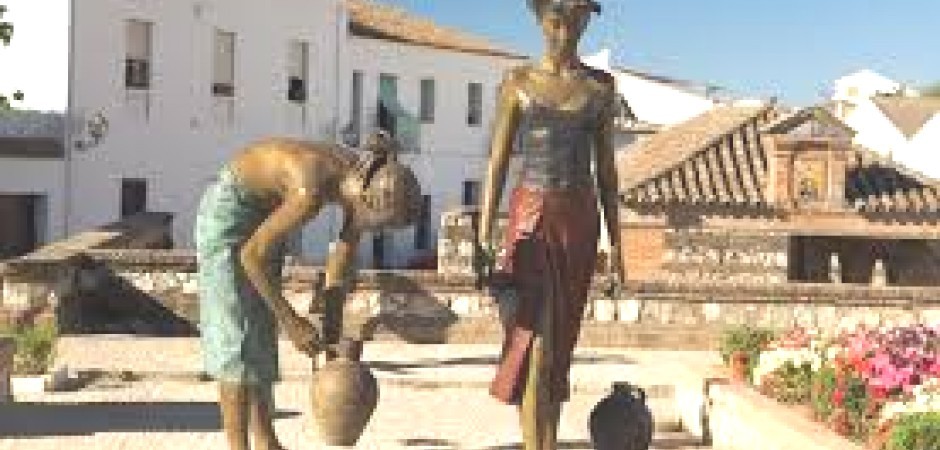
[608,245,626,286]
[284,313,321,358]
[473,239,497,291]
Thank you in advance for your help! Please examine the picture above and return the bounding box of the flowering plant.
[752,324,940,445]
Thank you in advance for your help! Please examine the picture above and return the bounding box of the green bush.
[811,365,837,419]
[765,361,814,404]
[0,323,58,375]
[718,325,776,373]
[887,412,940,450]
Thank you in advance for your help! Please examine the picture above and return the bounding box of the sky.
[0,0,935,111]
[0,0,69,112]
[380,0,938,105]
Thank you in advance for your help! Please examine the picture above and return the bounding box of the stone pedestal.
[0,337,14,403]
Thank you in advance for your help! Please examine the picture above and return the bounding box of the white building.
[341,0,524,268]
[830,70,940,179]
[0,111,65,258]
[584,49,717,129]
[832,69,918,118]
[59,0,524,268]
[67,0,346,259]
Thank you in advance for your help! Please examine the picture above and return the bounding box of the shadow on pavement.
[477,435,705,450]
[0,402,299,437]
[369,354,636,375]
[479,441,592,450]
[651,434,709,449]
[400,437,459,448]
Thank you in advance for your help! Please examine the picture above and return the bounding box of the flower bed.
[750,324,940,449]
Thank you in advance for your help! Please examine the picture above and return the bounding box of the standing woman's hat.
[528,0,602,15]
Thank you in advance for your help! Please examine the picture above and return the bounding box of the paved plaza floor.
[0,338,719,449]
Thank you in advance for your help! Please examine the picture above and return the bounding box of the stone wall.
[661,229,789,284]
[3,211,940,349]
[0,337,12,402]
[0,212,173,329]
[51,248,940,345]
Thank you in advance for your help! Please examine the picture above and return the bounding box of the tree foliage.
[0,4,12,45]
[0,3,23,109]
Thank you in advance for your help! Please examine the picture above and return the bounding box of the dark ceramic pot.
[310,339,378,447]
[589,382,654,450]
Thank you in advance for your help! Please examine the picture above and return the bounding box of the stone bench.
[0,336,13,402]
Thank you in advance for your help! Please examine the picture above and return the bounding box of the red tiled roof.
[346,0,526,60]
[619,106,940,215]
[872,96,940,138]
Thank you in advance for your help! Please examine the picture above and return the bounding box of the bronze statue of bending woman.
[195,132,420,450]
[477,1,624,449]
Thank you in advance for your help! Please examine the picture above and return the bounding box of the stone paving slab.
[0,379,707,450]
[55,336,722,393]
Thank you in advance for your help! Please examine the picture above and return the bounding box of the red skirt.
[489,185,600,404]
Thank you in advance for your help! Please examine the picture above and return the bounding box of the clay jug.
[588,382,654,450]
[310,339,379,446]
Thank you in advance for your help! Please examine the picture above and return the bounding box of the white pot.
[10,365,69,395]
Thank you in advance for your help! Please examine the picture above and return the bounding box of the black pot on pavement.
[588,382,654,450]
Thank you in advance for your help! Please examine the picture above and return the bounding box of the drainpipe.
[328,0,346,244]
[334,0,344,144]
[63,0,76,237]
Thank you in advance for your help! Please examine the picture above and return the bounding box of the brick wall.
[622,226,666,281]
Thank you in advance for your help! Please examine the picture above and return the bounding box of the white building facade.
[64,0,522,268]
[67,0,345,256]
[0,111,66,258]
[341,34,522,267]
[831,70,940,179]
[583,49,716,126]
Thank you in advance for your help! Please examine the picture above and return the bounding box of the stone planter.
[708,382,864,450]
[730,351,749,384]
[10,365,70,395]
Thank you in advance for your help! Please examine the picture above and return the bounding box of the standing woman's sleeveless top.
[514,71,610,191]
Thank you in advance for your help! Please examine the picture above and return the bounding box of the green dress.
[195,168,285,385]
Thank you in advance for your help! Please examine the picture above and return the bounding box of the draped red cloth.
[489,185,600,404]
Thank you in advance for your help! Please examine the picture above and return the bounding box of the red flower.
[866,383,888,401]
[832,389,845,406]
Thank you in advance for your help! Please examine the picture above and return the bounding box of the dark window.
[287,41,309,103]
[378,73,399,137]
[415,195,431,250]
[467,82,483,126]
[125,20,152,90]
[347,70,363,146]
[420,78,435,123]
[121,178,148,217]
[287,77,306,102]
[462,180,480,206]
[372,233,386,269]
[0,194,40,259]
[125,59,150,90]
[212,30,236,98]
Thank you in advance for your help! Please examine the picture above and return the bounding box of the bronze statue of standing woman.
[478,1,624,449]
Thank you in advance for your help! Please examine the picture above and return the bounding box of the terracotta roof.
[346,0,526,59]
[873,96,940,138]
[0,136,63,159]
[847,148,940,214]
[619,106,940,215]
[618,105,775,192]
